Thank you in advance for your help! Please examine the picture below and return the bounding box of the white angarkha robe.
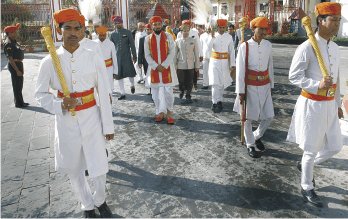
[233,38,274,121]
[94,38,118,91]
[207,32,236,88]
[287,33,342,153]
[35,46,114,178]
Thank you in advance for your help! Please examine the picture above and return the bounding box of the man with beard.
[144,16,178,124]
[287,2,343,207]
[200,26,212,89]
[134,22,147,83]
[175,24,200,103]
[207,19,235,113]
[138,24,153,95]
[94,26,118,92]
[233,17,274,158]
[35,9,113,218]
[110,15,137,100]
[3,23,30,108]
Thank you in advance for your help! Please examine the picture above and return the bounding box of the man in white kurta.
[35,9,113,218]
[134,22,147,83]
[80,32,104,58]
[144,16,178,124]
[207,19,235,113]
[200,27,212,89]
[233,17,274,159]
[94,26,118,92]
[287,2,343,207]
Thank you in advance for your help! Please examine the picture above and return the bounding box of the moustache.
[68,36,78,40]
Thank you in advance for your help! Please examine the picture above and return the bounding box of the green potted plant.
[25,39,34,53]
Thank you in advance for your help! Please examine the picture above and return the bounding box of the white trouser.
[244,118,272,148]
[202,59,210,86]
[151,86,174,115]
[212,85,224,104]
[117,78,135,95]
[134,61,143,81]
[68,172,106,211]
[301,144,341,191]
[106,67,114,91]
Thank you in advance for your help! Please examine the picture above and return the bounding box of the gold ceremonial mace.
[41,27,76,116]
[302,16,335,96]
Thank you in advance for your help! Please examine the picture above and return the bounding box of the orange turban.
[164,19,170,24]
[96,26,108,34]
[182,20,191,26]
[4,23,20,33]
[250,17,268,28]
[315,2,341,17]
[53,9,85,27]
[149,16,162,24]
[217,19,228,26]
[144,24,151,29]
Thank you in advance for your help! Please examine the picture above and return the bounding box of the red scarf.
[148,31,172,84]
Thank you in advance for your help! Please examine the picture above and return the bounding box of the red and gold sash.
[148,32,172,84]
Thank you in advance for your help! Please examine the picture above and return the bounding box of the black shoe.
[217,101,223,110]
[97,201,113,218]
[83,209,97,218]
[186,98,193,104]
[301,188,323,207]
[179,92,184,99]
[248,147,261,158]
[15,104,28,108]
[255,139,265,151]
[147,92,151,95]
[85,170,89,176]
[297,162,316,187]
[131,87,135,94]
[137,79,143,84]
[118,95,126,100]
[211,104,217,112]
[201,86,209,90]
[23,102,30,106]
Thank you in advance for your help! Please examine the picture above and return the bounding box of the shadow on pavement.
[22,106,52,115]
[107,160,348,217]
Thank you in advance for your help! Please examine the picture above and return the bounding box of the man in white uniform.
[200,26,212,89]
[287,2,343,207]
[207,19,235,113]
[35,9,113,218]
[79,27,104,58]
[144,16,178,124]
[94,26,118,92]
[134,22,147,83]
[233,17,274,159]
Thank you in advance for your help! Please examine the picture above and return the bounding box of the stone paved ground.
[1,44,348,218]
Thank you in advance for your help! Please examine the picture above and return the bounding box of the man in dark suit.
[138,23,153,95]
[110,15,137,100]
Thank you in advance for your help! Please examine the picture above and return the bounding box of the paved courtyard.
[1,44,348,218]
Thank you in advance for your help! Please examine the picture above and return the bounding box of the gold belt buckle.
[257,76,265,81]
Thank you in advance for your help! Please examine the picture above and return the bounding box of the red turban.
[250,17,268,28]
[315,2,341,17]
[96,26,108,34]
[149,16,162,24]
[4,23,20,33]
[53,9,85,27]
[144,24,151,29]
[217,19,228,26]
[182,20,191,26]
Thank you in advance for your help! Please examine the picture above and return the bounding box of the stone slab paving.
[1,44,348,218]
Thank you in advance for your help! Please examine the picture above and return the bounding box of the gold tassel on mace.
[41,27,76,116]
[302,16,335,96]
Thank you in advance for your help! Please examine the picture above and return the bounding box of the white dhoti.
[301,143,341,190]
[202,59,210,87]
[211,85,223,104]
[117,77,135,95]
[151,86,174,115]
[68,172,106,210]
[106,67,114,91]
[244,118,272,148]
[134,61,144,81]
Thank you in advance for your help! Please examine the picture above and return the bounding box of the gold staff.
[302,16,335,96]
[41,27,76,116]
